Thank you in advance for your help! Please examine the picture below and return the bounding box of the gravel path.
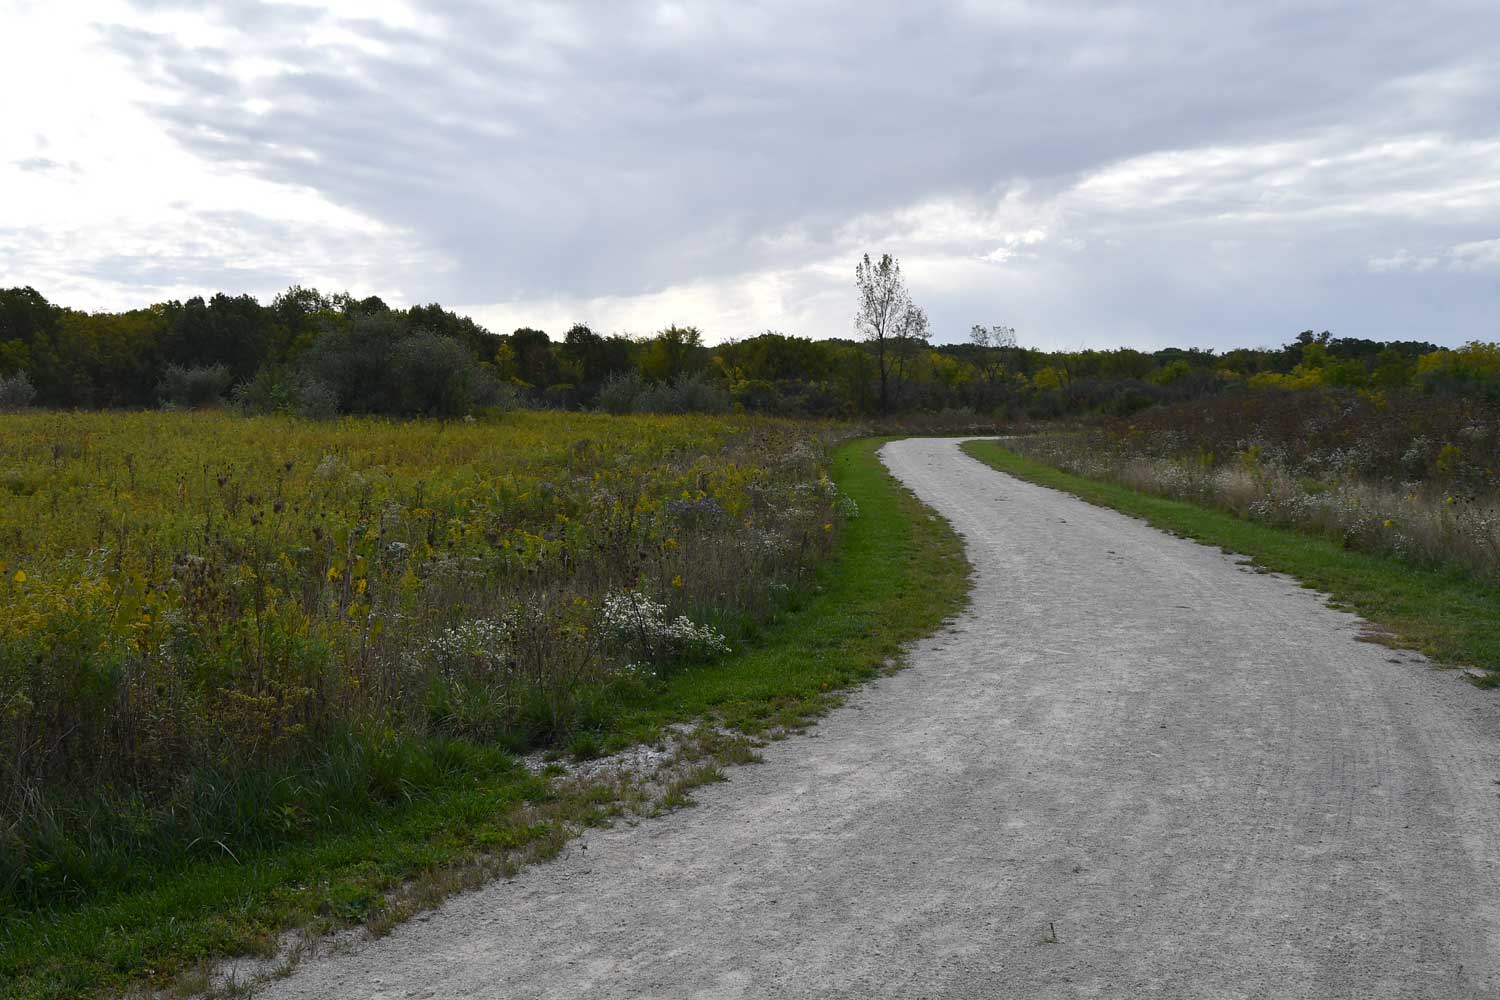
[260,437,1500,999]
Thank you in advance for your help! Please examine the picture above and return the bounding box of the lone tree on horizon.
[969,323,1018,386]
[855,252,928,413]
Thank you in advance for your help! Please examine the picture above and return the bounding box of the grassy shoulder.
[962,439,1500,679]
[0,437,968,1000]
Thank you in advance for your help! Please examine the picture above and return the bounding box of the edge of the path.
[962,437,1500,681]
[0,436,971,1000]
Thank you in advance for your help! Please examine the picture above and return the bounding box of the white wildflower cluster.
[801,475,839,501]
[314,454,348,481]
[600,591,729,661]
[1245,486,1378,541]
[801,474,860,520]
[152,608,192,664]
[777,440,821,470]
[1401,437,1432,479]
[750,528,792,556]
[410,616,516,679]
[1314,446,1367,478]
[425,554,492,585]
[379,499,408,534]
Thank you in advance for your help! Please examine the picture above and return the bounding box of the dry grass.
[1010,394,1500,580]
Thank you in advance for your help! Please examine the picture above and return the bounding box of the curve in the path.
[259,437,1500,999]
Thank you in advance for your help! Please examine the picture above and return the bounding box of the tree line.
[1,254,1496,419]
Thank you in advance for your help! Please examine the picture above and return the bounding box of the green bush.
[156,364,233,408]
[597,371,729,414]
[0,371,36,411]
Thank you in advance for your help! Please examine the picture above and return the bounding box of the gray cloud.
[13,157,68,173]
[62,1,1500,343]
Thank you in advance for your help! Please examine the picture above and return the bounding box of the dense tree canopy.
[0,280,1488,419]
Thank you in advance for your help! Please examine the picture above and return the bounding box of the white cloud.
[1366,238,1500,275]
[0,0,441,308]
[1368,251,1441,274]
[459,259,852,342]
[1451,238,1500,272]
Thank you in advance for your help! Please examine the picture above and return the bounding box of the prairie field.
[0,410,851,909]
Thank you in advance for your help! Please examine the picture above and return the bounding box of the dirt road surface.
[259,437,1500,999]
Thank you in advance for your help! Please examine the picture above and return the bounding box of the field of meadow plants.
[1008,389,1500,579]
[0,410,853,911]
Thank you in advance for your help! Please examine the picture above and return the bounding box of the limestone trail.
[261,437,1500,999]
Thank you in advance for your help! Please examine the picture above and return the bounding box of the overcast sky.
[2,0,1497,349]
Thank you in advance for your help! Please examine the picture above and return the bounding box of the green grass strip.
[0,438,968,1000]
[962,439,1500,680]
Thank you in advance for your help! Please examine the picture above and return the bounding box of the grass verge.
[0,438,968,1000]
[962,439,1500,679]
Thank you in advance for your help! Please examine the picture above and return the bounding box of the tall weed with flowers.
[0,410,856,908]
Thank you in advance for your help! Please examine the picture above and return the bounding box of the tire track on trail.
[258,437,1500,999]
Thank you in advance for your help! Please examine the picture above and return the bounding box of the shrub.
[157,364,234,408]
[0,371,36,411]
[304,318,495,417]
[597,371,730,414]
[389,331,484,417]
[598,370,648,414]
[659,371,731,413]
[295,377,341,420]
[232,366,340,419]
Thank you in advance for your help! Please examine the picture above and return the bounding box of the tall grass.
[1007,389,1500,579]
[0,411,851,909]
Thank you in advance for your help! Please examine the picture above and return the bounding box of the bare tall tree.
[968,324,1017,385]
[854,252,911,413]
